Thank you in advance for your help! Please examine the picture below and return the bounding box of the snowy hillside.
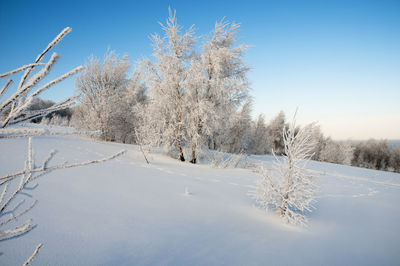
[1,132,400,265]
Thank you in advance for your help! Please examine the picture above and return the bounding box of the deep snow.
[1,131,400,265]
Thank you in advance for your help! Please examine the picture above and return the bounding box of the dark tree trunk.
[178,139,185,162]
[190,145,197,164]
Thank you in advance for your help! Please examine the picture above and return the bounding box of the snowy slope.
[1,132,400,265]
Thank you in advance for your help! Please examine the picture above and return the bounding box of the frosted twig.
[0,79,13,99]
[134,128,150,164]
[0,128,100,139]
[0,200,37,228]
[18,27,72,90]
[0,175,25,213]
[0,127,48,138]
[0,53,59,117]
[23,243,43,266]
[0,149,126,182]
[0,183,8,205]
[42,150,56,170]
[0,63,45,79]
[0,136,125,246]
[27,66,83,101]
[0,219,32,240]
[8,95,79,125]
[28,137,34,171]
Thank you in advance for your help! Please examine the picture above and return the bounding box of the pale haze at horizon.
[0,0,399,140]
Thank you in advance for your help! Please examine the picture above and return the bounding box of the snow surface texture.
[1,129,400,265]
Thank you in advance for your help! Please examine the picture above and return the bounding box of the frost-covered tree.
[184,18,250,161]
[183,58,214,163]
[319,139,338,163]
[309,125,326,161]
[201,19,250,151]
[249,114,270,155]
[143,8,196,161]
[226,100,253,153]
[319,138,354,165]
[254,114,318,226]
[74,50,141,143]
[139,11,250,163]
[337,141,354,165]
[267,111,286,155]
[352,139,391,171]
[390,147,400,173]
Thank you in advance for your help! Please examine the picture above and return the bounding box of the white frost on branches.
[0,27,82,129]
[140,10,250,163]
[0,137,125,263]
[142,8,196,162]
[0,27,125,265]
[74,50,139,143]
[254,114,318,226]
[200,19,250,153]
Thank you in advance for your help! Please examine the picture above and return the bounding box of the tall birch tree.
[144,8,196,161]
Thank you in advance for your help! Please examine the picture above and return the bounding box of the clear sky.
[1,0,399,140]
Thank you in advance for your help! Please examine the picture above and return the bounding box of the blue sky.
[1,0,399,140]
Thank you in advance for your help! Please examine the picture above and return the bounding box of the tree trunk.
[176,84,185,162]
[177,138,185,161]
[176,111,185,162]
[190,145,197,164]
[281,203,287,217]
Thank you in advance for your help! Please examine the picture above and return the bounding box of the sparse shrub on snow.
[254,114,318,226]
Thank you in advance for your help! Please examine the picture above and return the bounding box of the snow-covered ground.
[1,131,400,265]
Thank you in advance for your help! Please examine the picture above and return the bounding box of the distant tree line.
[352,140,400,172]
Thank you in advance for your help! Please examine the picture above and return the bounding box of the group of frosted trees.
[71,9,399,174]
[70,9,349,166]
[2,11,396,266]
[139,10,255,163]
[73,10,251,164]
[40,10,396,174]
[352,140,400,172]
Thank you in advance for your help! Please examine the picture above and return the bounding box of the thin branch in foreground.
[0,200,37,228]
[0,183,8,205]
[0,63,45,79]
[0,53,60,118]
[0,219,33,240]
[18,27,72,89]
[0,148,126,182]
[23,243,43,266]
[0,79,13,99]
[27,66,83,102]
[134,128,150,164]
